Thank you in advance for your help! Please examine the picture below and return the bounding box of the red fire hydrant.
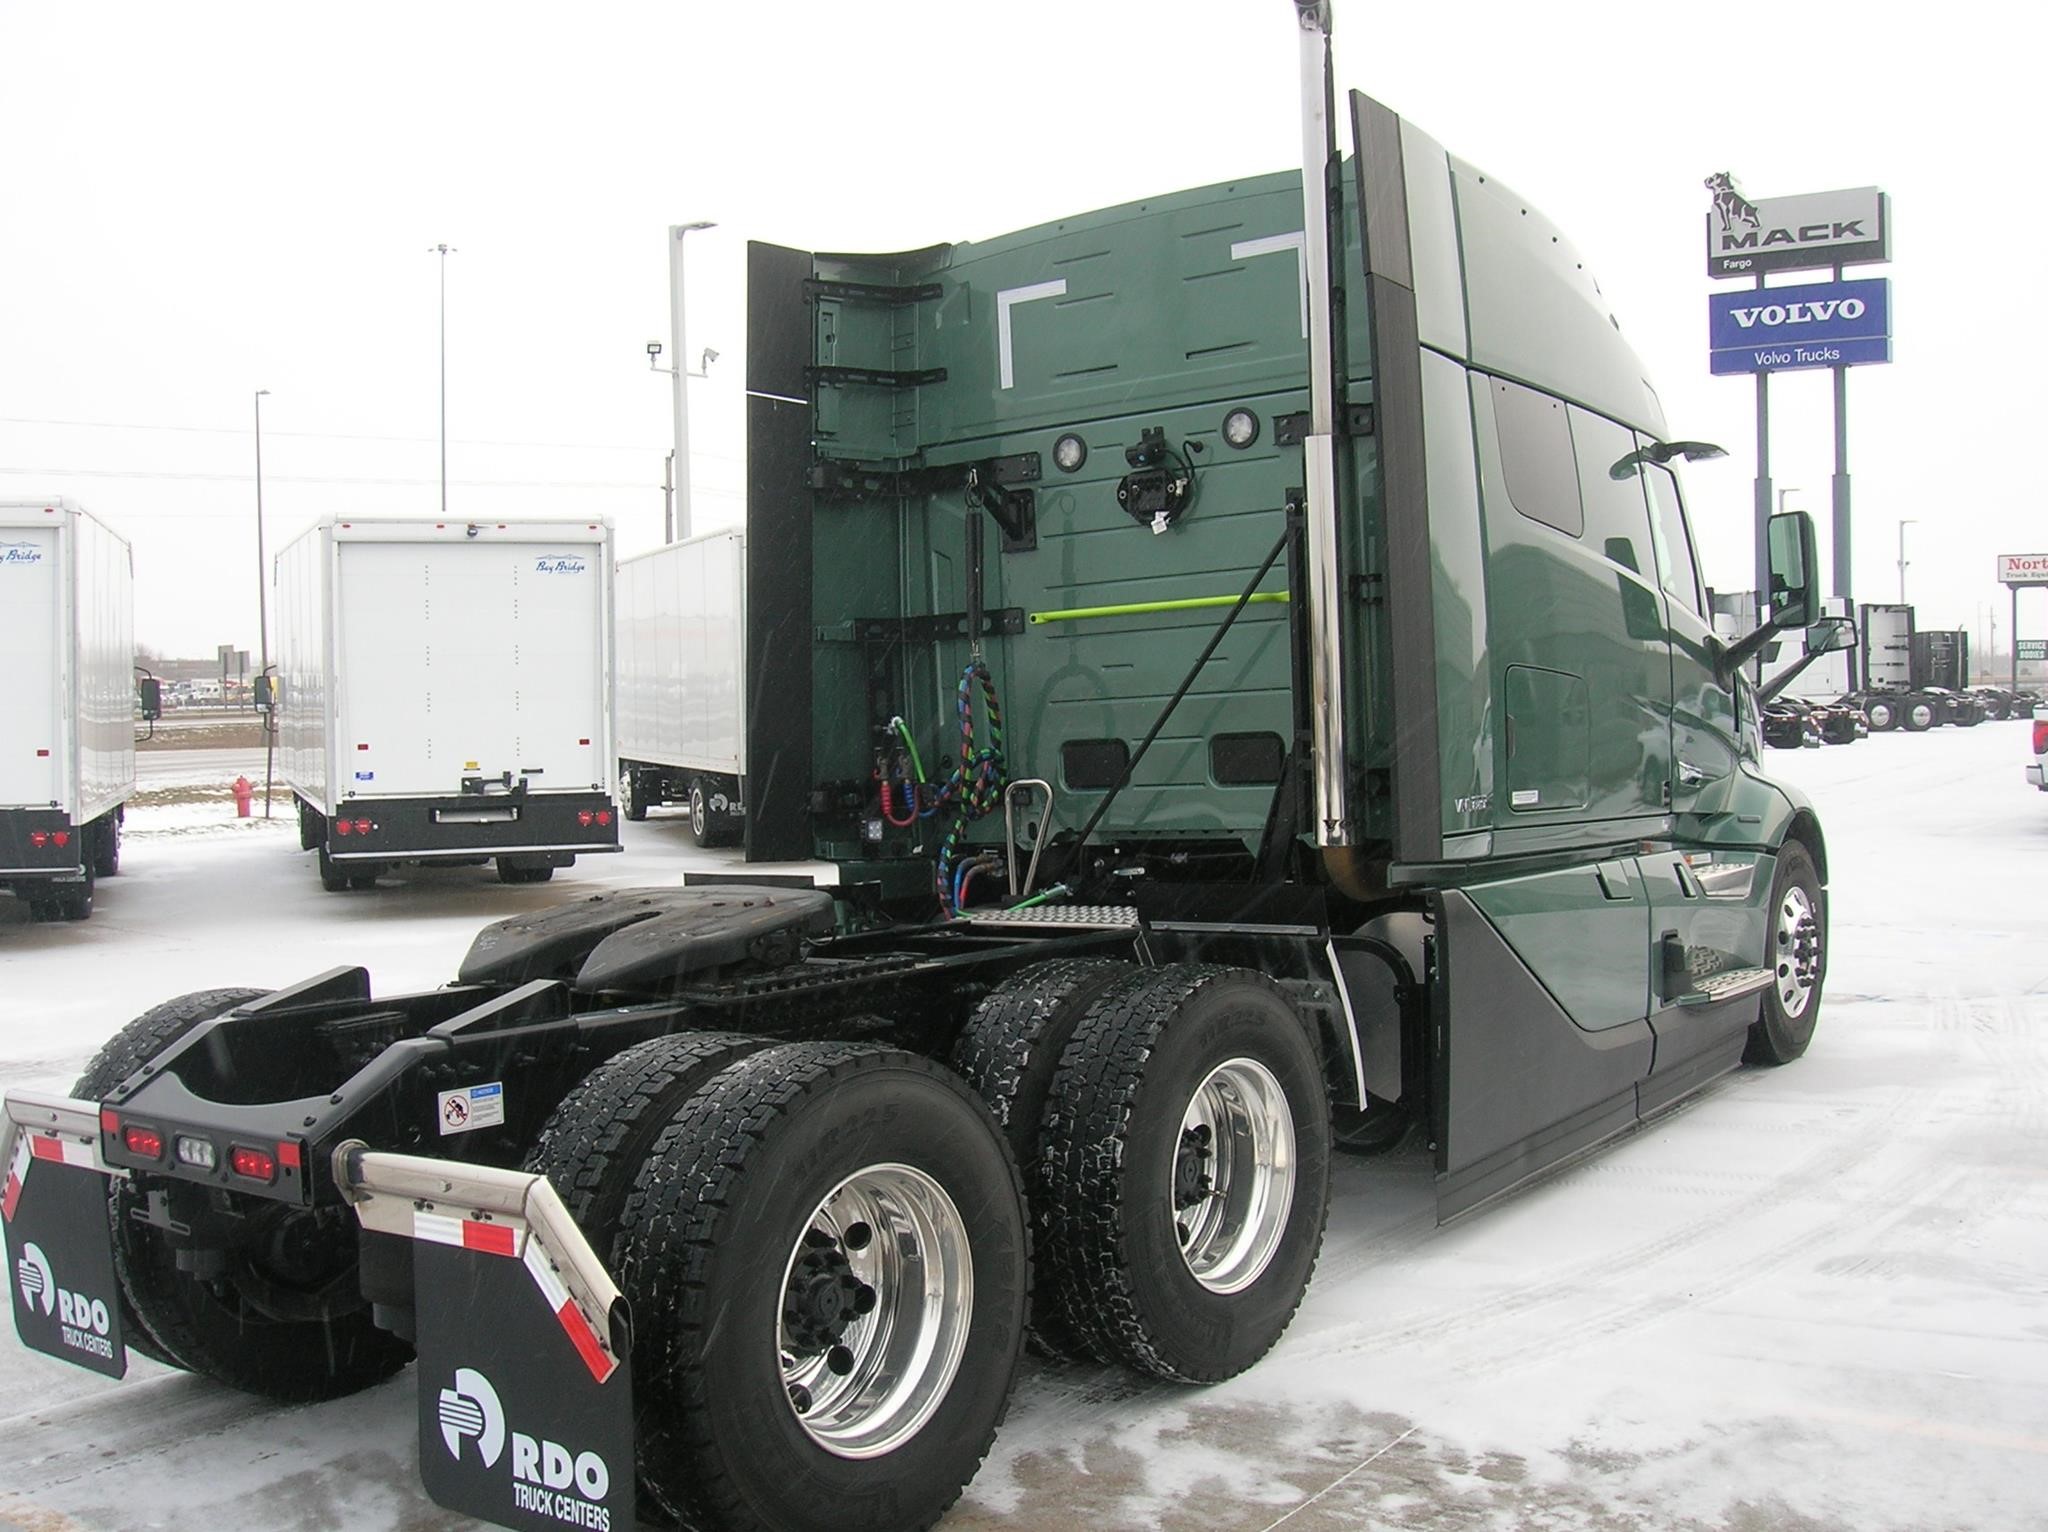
[232,776,254,819]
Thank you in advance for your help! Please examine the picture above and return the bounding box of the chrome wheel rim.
[1775,884,1822,1018]
[689,786,707,837]
[1172,1058,1296,1294]
[777,1163,972,1460]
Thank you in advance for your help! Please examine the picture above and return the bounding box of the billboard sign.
[1998,554,2048,586]
[2017,639,2047,662]
[1708,278,1890,375]
[1706,177,1890,277]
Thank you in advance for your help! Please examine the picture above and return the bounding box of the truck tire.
[55,868,93,921]
[318,848,351,892]
[72,988,269,1367]
[687,780,715,847]
[615,1043,1027,1532]
[1036,966,1330,1383]
[1901,697,1936,732]
[1864,697,1897,731]
[1745,841,1826,1066]
[526,1031,772,1265]
[950,958,1130,1357]
[495,858,554,884]
[90,813,121,879]
[297,799,324,851]
[620,767,649,822]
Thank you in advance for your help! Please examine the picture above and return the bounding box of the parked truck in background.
[1852,605,1987,731]
[2029,704,2047,791]
[0,499,137,921]
[273,517,622,890]
[614,528,746,845]
[1,11,1838,1532]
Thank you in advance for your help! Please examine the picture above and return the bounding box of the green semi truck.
[2,8,1830,1532]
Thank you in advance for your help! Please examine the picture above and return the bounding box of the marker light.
[1053,433,1087,472]
[1222,408,1260,448]
[123,1125,165,1160]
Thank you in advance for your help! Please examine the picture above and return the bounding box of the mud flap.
[336,1146,634,1532]
[2,1097,126,1379]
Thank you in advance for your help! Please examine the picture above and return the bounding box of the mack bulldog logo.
[438,1365,614,1529]
[1704,178,1889,278]
[1704,172,1760,238]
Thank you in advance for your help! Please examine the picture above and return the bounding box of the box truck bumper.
[2028,762,2045,791]
[317,791,622,861]
[0,809,87,889]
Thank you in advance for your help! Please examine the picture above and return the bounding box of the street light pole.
[668,221,715,542]
[254,389,275,818]
[1897,518,1917,605]
[429,243,457,515]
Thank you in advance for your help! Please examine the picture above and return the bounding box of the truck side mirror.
[1806,614,1857,654]
[1766,511,1818,629]
[253,673,279,711]
[137,677,163,722]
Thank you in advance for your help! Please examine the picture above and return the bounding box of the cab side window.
[1567,407,1653,579]
[1493,378,1582,537]
[1644,463,1706,616]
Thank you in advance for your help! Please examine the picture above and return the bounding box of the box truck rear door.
[339,538,604,796]
[0,525,64,810]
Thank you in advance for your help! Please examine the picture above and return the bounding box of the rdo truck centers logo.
[438,1365,615,1529]
[1708,278,1891,375]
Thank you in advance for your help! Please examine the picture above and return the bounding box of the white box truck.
[615,529,746,845]
[274,517,621,890]
[0,499,137,921]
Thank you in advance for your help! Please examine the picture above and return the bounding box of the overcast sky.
[4,1,2040,664]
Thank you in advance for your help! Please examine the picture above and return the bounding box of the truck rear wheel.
[90,813,121,879]
[620,767,649,822]
[72,988,269,1367]
[1037,966,1330,1382]
[1744,841,1826,1065]
[1901,697,1936,732]
[527,1031,772,1264]
[615,1043,1027,1532]
[950,958,1130,1357]
[318,848,351,892]
[495,858,555,884]
[1864,697,1897,731]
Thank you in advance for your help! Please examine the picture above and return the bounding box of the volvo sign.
[1708,278,1891,375]
[1705,177,1890,277]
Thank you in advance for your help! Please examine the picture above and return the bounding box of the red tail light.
[51,831,69,848]
[334,818,352,836]
[596,809,613,827]
[29,831,48,848]
[123,1125,164,1160]
[577,811,594,827]
[230,1147,276,1182]
[2034,719,2048,755]
[353,819,371,835]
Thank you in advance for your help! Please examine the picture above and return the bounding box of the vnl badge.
[3,1140,126,1378]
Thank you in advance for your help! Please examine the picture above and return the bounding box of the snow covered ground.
[0,723,2042,1531]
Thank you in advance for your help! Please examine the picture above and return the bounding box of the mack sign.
[1708,279,1891,376]
[1705,180,1890,278]
[1998,554,2048,586]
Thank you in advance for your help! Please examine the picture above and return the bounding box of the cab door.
[1642,460,1739,819]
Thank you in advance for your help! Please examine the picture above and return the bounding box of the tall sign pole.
[667,221,715,543]
[1704,176,1890,620]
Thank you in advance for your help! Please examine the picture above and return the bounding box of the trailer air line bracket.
[854,610,1026,645]
[812,453,1042,554]
[1274,403,1375,447]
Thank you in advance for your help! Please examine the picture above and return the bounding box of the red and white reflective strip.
[412,1208,523,1260]
[522,1237,617,1383]
[3,1125,106,1223]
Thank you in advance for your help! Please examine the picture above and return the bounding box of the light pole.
[667,221,715,542]
[429,243,457,514]
[1896,518,1917,605]
[254,389,275,818]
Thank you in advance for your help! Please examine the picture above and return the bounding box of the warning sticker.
[438,1083,506,1136]
[1511,789,1540,807]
